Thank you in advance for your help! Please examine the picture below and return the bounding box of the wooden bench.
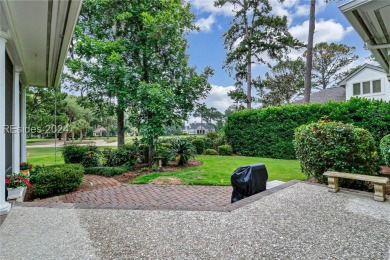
[323,171,389,202]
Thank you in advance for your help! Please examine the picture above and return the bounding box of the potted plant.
[20,162,32,176]
[5,173,32,200]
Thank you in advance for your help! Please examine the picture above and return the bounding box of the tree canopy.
[308,42,358,89]
[65,0,213,165]
[258,59,305,107]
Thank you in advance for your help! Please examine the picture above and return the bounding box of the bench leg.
[328,177,339,193]
[374,184,386,202]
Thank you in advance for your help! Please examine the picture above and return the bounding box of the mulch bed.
[112,159,202,183]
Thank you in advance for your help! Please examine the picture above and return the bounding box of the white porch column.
[20,84,27,162]
[12,66,22,174]
[0,31,11,215]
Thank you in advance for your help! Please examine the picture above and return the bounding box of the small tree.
[129,83,174,168]
[258,59,305,106]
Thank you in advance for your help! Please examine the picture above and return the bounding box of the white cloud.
[201,85,235,112]
[195,15,216,33]
[289,19,353,44]
[294,0,327,17]
[190,0,235,16]
[188,85,235,123]
[294,4,310,16]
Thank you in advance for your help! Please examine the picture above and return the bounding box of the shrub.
[156,143,173,166]
[62,145,87,163]
[226,98,390,159]
[204,149,218,155]
[218,145,233,156]
[192,139,205,154]
[102,144,137,167]
[84,167,127,177]
[205,131,219,139]
[31,164,84,197]
[213,132,227,149]
[380,134,390,165]
[62,145,100,165]
[294,121,380,186]
[81,149,101,168]
[169,139,196,165]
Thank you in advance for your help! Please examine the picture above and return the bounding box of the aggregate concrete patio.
[1,182,390,259]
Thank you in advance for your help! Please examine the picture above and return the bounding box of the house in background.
[338,64,390,101]
[93,127,107,137]
[0,0,82,215]
[340,1,390,85]
[295,87,346,104]
[295,63,390,104]
[184,123,215,134]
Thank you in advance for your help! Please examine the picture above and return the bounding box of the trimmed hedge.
[225,98,390,159]
[31,164,84,197]
[294,121,380,186]
[218,145,233,156]
[192,139,205,154]
[380,134,390,166]
[204,149,218,155]
[84,167,127,177]
[159,132,226,150]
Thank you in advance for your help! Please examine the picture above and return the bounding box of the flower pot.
[7,187,24,200]
[20,169,30,177]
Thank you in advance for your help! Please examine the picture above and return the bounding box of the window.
[373,80,381,93]
[362,81,370,94]
[353,83,361,95]
[352,79,382,96]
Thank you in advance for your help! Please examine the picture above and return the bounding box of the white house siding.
[346,68,390,101]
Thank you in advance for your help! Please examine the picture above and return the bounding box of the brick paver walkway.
[78,174,121,191]
[41,184,233,211]
[9,174,297,213]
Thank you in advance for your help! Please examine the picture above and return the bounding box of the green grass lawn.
[26,147,305,185]
[132,155,305,185]
[27,147,64,165]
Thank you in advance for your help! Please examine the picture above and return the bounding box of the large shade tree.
[215,0,301,109]
[66,0,213,164]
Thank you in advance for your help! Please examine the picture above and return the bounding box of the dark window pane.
[373,80,381,93]
[363,81,370,94]
[353,83,360,95]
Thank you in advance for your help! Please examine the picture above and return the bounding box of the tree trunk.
[303,0,316,103]
[148,138,154,168]
[117,108,125,148]
[63,131,68,144]
[71,131,75,141]
[247,53,252,109]
[79,130,83,142]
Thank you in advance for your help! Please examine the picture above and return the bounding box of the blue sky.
[185,0,373,112]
